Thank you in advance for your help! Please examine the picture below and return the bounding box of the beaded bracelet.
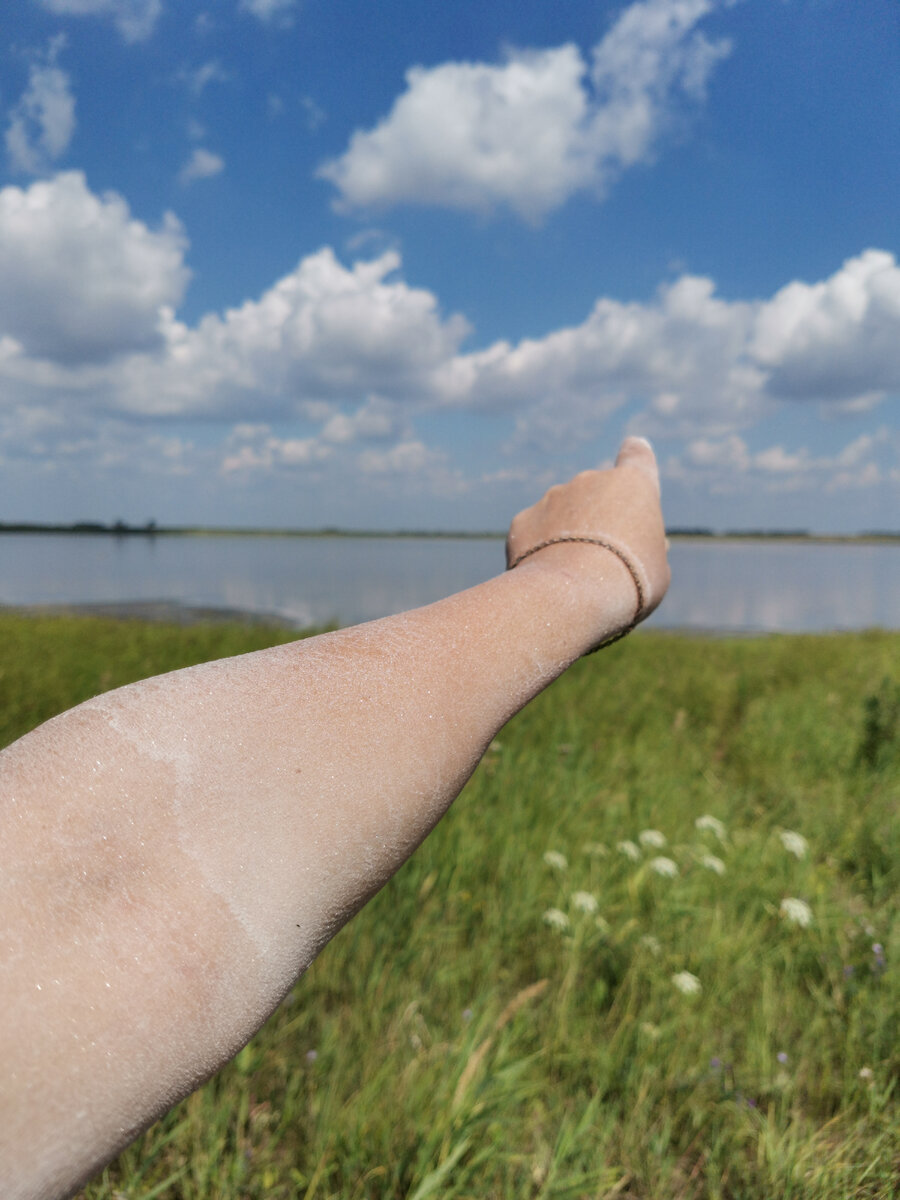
[506,535,645,652]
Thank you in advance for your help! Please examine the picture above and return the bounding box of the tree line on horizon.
[0,520,898,540]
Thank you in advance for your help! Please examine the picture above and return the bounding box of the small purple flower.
[462,1007,473,1023]
[710,1057,722,1069]
[305,1049,318,1064]
[777,1051,789,1065]
[843,964,855,978]
[746,1097,757,1108]
[872,943,883,956]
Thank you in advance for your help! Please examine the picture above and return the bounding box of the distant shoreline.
[0,523,898,544]
[0,603,835,635]
[0,601,307,628]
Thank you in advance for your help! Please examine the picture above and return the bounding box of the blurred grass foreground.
[1,614,897,1199]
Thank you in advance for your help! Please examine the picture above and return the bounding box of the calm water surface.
[2,534,899,633]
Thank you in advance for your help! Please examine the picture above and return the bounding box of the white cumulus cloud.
[437,250,900,451]
[437,271,762,450]
[36,0,162,42]
[321,397,400,443]
[670,428,895,497]
[358,439,444,476]
[132,247,470,416]
[0,172,189,364]
[221,430,332,474]
[685,433,749,470]
[179,147,225,185]
[240,0,299,22]
[178,61,230,97]
[5,38,76,175]
[318,0,731,220]
[752,249,900,403]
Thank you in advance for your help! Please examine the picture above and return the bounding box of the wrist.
[508,540,642,654]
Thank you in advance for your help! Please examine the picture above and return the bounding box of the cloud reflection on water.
[2,535,899,633]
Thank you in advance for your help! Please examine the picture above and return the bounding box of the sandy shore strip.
[0,601,309,629]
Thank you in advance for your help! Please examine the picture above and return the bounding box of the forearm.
[0,545,636,1200]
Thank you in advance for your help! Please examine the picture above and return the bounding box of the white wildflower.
[543,907,570,932]
[639,829,666,848]
[583,841,608,857]
[858,1066,874,1081]
[641,935,662,955]
[780,897,813,928]
[695,815,727,841]
[672,971,702,995]
[649,856,679,878]
[543,850,568,871]
[617,839,641,861]
[779,831,808,858]
[571,890,598,914]
[700,854,726,876]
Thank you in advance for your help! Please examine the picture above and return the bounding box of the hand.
[506,437,670,623]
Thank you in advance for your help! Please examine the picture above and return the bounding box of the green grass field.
[1,615,897,1199]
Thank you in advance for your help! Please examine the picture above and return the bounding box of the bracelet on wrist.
[506,535,645,653]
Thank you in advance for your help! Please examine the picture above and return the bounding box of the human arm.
[0,438,668,1200]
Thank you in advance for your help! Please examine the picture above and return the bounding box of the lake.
[2,533,899,633]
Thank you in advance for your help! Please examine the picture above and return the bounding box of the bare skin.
[0,437,669,1200]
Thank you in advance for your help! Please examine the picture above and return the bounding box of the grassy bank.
[2,616,898,1199]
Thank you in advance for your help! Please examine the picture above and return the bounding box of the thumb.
[615,436,660,493]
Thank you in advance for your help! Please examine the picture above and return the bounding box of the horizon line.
[0,521,898,542]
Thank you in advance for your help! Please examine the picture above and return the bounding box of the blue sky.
[1,0,898,531]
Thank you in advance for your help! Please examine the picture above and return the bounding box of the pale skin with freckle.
[0,437,669,1200]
